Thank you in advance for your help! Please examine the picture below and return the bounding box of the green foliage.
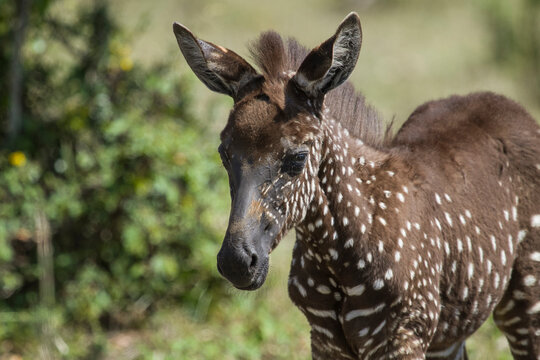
[0,0,229,353]
[481,0,540,97]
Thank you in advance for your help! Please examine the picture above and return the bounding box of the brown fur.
[249,32,386,148]
[174,15,540,360]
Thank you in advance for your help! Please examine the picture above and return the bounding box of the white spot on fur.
[345,284,366,296]
[530,251,540,262]
[316,285,331,294]
[358,327,370,337]
[345,303,386,321]
[444,212,453,226]
[312,324,334,339]
[291,277,307,297]
[531,214,540,227]
[468,263,474,279]
[523,275,536,287]
[517,230,527,243]
[527,301,540,314]
[306,307,336,320]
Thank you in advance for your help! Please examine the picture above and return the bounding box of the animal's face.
[173,13,362,289]
[217,87,323,289]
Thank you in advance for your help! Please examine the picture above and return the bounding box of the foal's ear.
[293,12,362,98]
[173,22,259,98]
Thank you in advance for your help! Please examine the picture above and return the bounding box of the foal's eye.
[282,151,309,176]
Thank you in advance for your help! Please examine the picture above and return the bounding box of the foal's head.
[174,13,362,290]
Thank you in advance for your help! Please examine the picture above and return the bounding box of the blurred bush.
[0,0,229,354]
[481,0,540,98]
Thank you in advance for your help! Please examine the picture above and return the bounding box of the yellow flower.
[8,151,26,167]
[120,57,133,72]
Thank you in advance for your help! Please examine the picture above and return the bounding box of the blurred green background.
[1,0,539,359]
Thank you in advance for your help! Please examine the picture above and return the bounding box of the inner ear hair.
[173,22,259,99]
[293,12,362,98]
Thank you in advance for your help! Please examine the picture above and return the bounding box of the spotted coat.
[174,13,540,360]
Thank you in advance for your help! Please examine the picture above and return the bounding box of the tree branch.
[8,0,32,140]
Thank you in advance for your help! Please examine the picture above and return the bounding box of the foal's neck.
[297,118,390,273]
[320,119,388,211]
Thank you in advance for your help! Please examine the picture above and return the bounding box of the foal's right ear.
[173,23,259,98]
[293,13,362,98]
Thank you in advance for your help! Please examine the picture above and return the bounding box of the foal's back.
[392,91,540,357]
[394,91,540,224]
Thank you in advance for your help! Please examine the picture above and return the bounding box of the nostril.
[264,223,271,232]
[250,253,258,268]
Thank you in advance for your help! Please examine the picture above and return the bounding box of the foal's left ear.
[173,22,259,99]
[293,12,362,98]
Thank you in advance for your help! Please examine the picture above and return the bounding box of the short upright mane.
[249,31,387,148]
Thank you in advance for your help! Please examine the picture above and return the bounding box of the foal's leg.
[310,333,356,360]
[426,342,468,360]
[493,229,540,359]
